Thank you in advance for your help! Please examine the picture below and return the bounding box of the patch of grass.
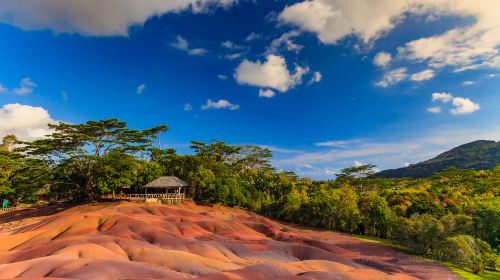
[352,235,409,253]
[444,262,500,280]
[351,235,500,280]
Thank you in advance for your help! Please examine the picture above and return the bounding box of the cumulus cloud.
[280,0,500,74]
[373,52,392,68]
[266,31,303,54]
[430,92,480,115]
[0,0,237,36]
[217,74,228,80]
[171,35,208,56]
[201,99,239,110]
[258,89,276,98]
[136,84,146,94]
[375,67,408,87]
[13,78,37,95]
[410,69,435,81]
[432,92,453,103]
[427,106,442,113]
[235,55,309,92]
[308,71,322,84]
[279,0,410,44]
[450,97,480,115]
[397,0,500,72]
[0,103,57,141]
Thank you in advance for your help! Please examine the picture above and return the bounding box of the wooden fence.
[0,204,34,213]
[100,193,185,204]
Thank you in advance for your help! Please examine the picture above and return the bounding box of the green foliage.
[438,235,497,274]
[19,119,167,200]
[393,214,444,255]
[2,119,499,277]
[359,191,391,237]
[475,200,500,249]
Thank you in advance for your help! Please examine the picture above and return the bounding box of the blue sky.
[0,0,499,179]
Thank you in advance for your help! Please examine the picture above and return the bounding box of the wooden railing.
[100,193,185,203]
[0,204,34,213]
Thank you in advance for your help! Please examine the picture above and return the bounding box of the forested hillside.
[1,119,499,275]
[376,140,500,178]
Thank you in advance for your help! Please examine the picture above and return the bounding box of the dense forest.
[1,119,499,274]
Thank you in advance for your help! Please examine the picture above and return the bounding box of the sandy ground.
[0,201,459,280]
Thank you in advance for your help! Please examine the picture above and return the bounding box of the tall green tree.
[20,119,167,200]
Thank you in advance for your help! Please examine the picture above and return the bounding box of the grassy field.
[352,235,500,280]
[444,262,500,280]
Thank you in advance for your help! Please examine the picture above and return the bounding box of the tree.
[438,235,497,274]
[337,164,377,179]
[337,164,377,192]
[359,191,392,237]
[393,214,444,255]
[475,200,500,249]
[331,184,361,233]
[0,147,50,203]
[20,119,167,200]
[0,134,18,151]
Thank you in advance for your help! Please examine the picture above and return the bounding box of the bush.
[438,235,496,274]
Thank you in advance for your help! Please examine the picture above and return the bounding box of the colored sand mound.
[0,202,457,280]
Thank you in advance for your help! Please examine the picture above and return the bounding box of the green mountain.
[376,140,500,178]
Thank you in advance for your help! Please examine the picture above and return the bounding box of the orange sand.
[0,202,458,280]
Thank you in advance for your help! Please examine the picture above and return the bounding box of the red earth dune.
[0,202,458,280]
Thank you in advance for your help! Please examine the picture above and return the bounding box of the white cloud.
[450,97,480,115]
[432,92,453,103]
[279,1,500,74]
[430,92,480,115]
[397,1,500,72]
[136,84,146,94]
[13,77,37,95]
[201,99,239,110]
[410,69,435,81]
[245,32,262,42]
[0,84,6,93]
[462,80,476,86]
[375,67,408,87]
[427,106,442,113]
[221,40,244,50]
[0,103,57,141]
[184,103,193,111]
[0,0,237,36]
[258,89,276,98]
[225,52,244,60]
[373,52,392,68]
[308,71,322,84]
[235,54,309,92]
[171,35,208,56]
[267,31,303,54]
[217,74,228,80]
[279,0,410,44]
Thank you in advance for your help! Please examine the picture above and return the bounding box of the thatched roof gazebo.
[143,176,188,194]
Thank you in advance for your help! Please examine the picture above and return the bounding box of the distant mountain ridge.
[376,140,500,178]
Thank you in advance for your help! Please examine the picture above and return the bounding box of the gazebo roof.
[144,176,189,189]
